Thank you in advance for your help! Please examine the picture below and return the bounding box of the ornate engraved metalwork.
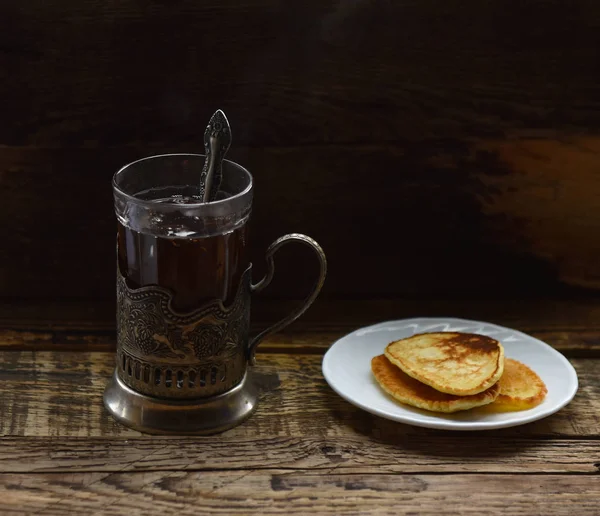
[116,264,252,399]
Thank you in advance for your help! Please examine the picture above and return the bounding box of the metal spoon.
[199,109,232,202]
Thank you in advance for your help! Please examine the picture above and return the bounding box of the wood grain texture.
[3,299,600,356]
[0,436,598,474]
[477,138,600,290]
[2,0,600,298]
[2,1,599,147]
[3,329,600,358]
[1,472,599,515]
[0,352,597,438]
[10,297,600,332]
[0,142,569,299]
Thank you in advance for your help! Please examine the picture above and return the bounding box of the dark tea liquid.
[117,195,249,312]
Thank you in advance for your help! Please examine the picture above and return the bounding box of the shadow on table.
[329,401,555,461]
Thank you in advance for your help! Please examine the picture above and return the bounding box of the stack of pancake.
[371,332,547,413]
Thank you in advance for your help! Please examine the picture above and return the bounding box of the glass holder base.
[103,369,259,435]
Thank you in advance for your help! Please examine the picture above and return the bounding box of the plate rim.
[322,316,579,431]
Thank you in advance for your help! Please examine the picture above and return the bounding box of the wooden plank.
[3,299,600,356]
[0,141,567,300]
[0,472,599,515]
[9,297,600,332]
[0,436,597,474]
[2,329,600,358]
[477,138,600,290]
[3,2,600,299]
[2,2,600,147]
[3,138,600,298]
[0,352,597,438]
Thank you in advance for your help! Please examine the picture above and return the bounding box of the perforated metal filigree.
[116,265,251,399]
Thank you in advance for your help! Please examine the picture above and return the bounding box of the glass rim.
[112,153,253,208]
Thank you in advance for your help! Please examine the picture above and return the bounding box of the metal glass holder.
[104,233,326,435]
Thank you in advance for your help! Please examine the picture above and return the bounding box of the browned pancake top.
[385,332,505,396]
[371,354,500,413]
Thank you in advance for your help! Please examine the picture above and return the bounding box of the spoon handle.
[200,109,232,202]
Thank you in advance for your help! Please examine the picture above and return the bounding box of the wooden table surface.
[1,298,599,515]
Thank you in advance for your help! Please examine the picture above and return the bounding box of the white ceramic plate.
[322,317,578,430]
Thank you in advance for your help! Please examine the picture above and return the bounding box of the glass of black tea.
[106,153,326,434]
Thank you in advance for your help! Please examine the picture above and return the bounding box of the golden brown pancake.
[371,354,500,413]
[385,332,504,396]
[489,358,547,412]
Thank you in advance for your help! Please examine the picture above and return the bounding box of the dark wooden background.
[2,0,600,302]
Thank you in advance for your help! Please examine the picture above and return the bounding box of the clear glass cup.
[107,153,326,416]
[113,154,254,311]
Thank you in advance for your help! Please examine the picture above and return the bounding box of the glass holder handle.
[247,233,327,365]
